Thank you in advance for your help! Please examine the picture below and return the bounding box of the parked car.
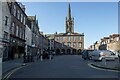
[82,50,93,60]
[91,50,118,61]
[43,51,49,59]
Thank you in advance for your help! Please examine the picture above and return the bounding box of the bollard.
[49,55,51,60]
[40,55,43,61]
[103,58,106,65]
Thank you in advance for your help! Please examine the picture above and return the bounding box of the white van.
[91,50,118,61]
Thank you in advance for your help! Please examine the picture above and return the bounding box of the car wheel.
[102,58,106,62]
[84,58,86,60]
[94,60,96,62]
[89,56,92,60]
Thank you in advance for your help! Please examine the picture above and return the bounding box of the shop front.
[9,37,25,60]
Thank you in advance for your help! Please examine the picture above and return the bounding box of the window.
[20,28,22,38]
[78,36,81,41]
[78,43,82,48]
[56,37,59,41]
[21,30,24,39]
[14,25,16,35]
[67,36,71,41]
[107,40,110,43]
[73,36,76,41]
[4,32,8,40]
[73,42,76,47]
[63,37,65,41]
[21,14,23,23]
[18,27,20,37]
[61,37,65,41]
[11,22,15,34]
[23,30,25,39]
[4,16,8,26]
[23,17,26,25]
[22,30,24,39]
[16,25,18,36]
[62,42,64,48]
[116,37,119,41]
[17,10,20,19]
[13,5,16,16]
[67,42,71,47]
[59,37,61,41]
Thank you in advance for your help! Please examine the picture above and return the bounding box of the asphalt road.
[7,55,119,78]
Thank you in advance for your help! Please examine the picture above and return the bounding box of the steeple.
[68,3,71,20]
[65,3,74,34]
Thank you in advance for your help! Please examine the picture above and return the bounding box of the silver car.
[91,50,118,61]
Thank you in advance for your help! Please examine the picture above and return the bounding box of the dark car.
[43,51,53,59]
[82,50,92,60]
[43,51,49,59]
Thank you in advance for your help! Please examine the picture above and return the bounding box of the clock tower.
[66,3,74,34]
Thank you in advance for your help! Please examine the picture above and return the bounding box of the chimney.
[18,2,26,12]
[21,5,25,12]
[40,32,43,35]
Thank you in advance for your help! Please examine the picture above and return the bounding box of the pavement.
[2,56,43,76]
[2,58,25,75]
[90,59,120,71]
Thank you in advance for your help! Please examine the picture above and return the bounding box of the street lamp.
[0,38,3,80]
[49,39,53,60]
[23,44,28,63]
[40,36,43,61]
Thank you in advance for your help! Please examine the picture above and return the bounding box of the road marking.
[2,63,31,80]
[88,63,120,73]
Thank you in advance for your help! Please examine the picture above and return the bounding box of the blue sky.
[23,2,118,49]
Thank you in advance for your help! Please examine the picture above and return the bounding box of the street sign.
[32,44,35,47]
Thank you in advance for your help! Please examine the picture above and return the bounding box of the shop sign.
[0,42,10,46]
[32,44,35,47]
[0,42,5,45]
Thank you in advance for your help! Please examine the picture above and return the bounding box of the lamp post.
[49,40,52,60]
[24,44,27,63]
[40,36,43,61]
[31,44,35,62]
[0,38,3,80]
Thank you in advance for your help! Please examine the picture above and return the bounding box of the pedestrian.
[29,54,32,62]
[27,54,30,62]
[118,53,120,63]
[31,55,34,62]
[23,52,26,63]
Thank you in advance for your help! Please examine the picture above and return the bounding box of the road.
[7,55,119,79]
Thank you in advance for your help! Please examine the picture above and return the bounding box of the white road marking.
[88,63,120,72]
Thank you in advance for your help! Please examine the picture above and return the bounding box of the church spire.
[68,3,71,20]
[66,3,74,34]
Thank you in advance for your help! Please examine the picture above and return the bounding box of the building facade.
[1,1,11,61]
[49,3,84,55]
[8,2,27,59]
[0,1,50,62]
[25,24,32,56]
[27,16,40,56]
[0,1,2,61]
[88,34,120,54]
[107,34,120,53]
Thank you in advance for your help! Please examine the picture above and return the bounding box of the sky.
[22,2,118,49]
